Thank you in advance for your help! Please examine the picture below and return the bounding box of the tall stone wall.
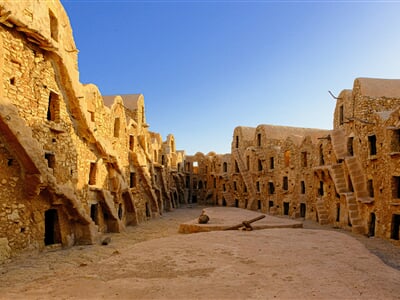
[0,1,186,260]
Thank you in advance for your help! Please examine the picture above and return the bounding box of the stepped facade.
[0,1,186,260]
[187,78,400,243]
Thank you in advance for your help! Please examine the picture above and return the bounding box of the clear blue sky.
[61,0,400,155]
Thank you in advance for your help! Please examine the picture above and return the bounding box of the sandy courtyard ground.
[0,206,400,300]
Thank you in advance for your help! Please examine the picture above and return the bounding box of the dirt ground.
[1,205,400,300]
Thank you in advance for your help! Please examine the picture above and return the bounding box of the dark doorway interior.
[44,209,61,246]
[369,212,376,237]
[300,203,306,218]
[283,202,289,216]
[391,214,400,240]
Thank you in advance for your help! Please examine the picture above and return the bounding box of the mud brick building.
[1,1,400,262]
[0,1,185,260]
[187,78,400,243]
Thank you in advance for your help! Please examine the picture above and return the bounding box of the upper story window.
[223,162,228,173]
[368,135,377,156]
[235,136,239,148]
[47,91,60,123]
[257,133,261,147]
[339,105,344,125]
[301,152,307,167]
[49,10,58,42]
[270,157,275,169]
[391,129,400,152]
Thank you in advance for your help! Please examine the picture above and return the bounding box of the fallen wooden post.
[224,214,266,231]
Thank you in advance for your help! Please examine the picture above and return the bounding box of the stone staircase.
[330,129,348,159]
[130,151,160,216]
[329,163,348,194]
[344,193,364,234]
[315,198,329,225]
[330,129,367,234]
[345,156,371,203]
[222,190,234,205]
[232,148,257,209]
[159,169,172,210]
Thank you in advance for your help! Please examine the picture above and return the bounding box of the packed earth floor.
[1,206,400,300]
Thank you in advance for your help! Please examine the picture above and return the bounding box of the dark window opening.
[368,179,374,198]
[268,201,274,209]
[213,178,216,188]
[268,182,275,195]
[257,200,261,210]
[47,91,60,122]
[223,184,226,192]
[283,202,289,215]
[199,181,203,189]
[392,176,400,198]
[234,181,237,191]
[258,159,263,171]
[223,162,228,173]
[246,156,250,170]
[118,203,123,220]
[336,203,340,222]
[369,212,376,237]
[222,198,227,206]
[391,214,400,240]
[45,153,55,169]
[90,204,99,225]
[368,135,377,156]
[257,133,261,147]
[318,181,324,196]
[301,152,307,167]
[88,162,96,185]
[192,195,197,203]
[283,176,288,191]
[10,77,15,85]
[300,203,306,218]
[235,136,239,148]
[391,129,400,152]
[256,181,260,192]
[7,159,13,166]
[145,203,151,218]
[301,181,306,194]
[270,157,274,169]
[235,199,239,208]
[44,209,61,246]
[347,137,354,156]
[185,176,190,188]
[244,185,247,193]
[162,155,165,165]
[339,105,344,125]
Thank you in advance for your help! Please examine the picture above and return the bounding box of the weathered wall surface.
[0,1,186,260]
[188,79,400,244]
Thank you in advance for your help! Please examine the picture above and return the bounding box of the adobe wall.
[0,1,186,260]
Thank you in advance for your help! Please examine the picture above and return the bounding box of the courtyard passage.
[0,206,400,299]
